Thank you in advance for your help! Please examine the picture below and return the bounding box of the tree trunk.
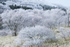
[14,25,17,36]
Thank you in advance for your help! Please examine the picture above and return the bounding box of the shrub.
[15,26,56,47]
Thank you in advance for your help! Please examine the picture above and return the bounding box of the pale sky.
[44,0,70,7]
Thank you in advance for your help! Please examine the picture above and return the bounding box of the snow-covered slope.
[0,0,66,11]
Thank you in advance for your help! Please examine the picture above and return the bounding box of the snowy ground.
[0,36,70,47]
[0,27,70,47]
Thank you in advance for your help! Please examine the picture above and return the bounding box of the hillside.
[0,0,70,47]
[0,0,67,12]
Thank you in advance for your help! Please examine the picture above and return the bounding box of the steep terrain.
[0,0,67,11]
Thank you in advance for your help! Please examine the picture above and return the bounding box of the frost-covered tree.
[1,9,42,36]
[15,26,56,47]
[1,9,24,36]
[0,31,8,36]
[67,8,70,27]
[55,27,70,40]
[40,9,66,28]
[0,4,5,13]
[1,8,67,36]
[0,3,10,13]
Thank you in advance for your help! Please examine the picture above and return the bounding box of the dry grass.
[0,27,70,47]
[0,36,16,47]
[0,36,70,47]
